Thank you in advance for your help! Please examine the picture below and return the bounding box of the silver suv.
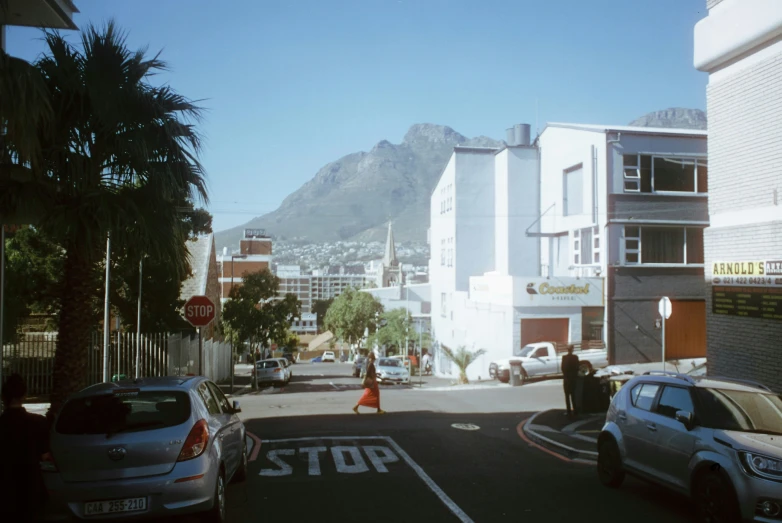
[43,376,247,522]
[598,371,782,523]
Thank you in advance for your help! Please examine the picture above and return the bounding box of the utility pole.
[102,233,111,382]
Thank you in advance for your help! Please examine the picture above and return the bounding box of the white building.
[429,123,709,381]
[694,0,782,393]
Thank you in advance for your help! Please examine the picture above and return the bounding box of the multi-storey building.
[694,0,782,392]
[429,123,709,380]
[219,229,272,303]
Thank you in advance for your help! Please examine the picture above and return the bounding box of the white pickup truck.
[489,341,608,384]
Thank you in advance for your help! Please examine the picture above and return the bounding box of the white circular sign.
[451,423,480,431]
[658,296,672,319]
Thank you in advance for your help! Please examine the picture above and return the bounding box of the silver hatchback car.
[43,376,247,522]
[598,371,782,523]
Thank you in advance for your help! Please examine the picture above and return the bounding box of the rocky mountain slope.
[215,124,504,250]
[628,107,707,130]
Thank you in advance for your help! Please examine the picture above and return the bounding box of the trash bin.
[509,361,523,386]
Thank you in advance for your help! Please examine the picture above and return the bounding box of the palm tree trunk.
[49,246,97,416]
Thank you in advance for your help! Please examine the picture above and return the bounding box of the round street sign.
[658,296,672,320]
[184,295,216,327]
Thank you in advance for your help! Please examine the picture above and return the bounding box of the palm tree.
[0,22,207,414]
[441,345,487,384]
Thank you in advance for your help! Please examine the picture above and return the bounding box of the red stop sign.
[184,295,216,327]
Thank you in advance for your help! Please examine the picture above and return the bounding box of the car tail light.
[274,368,281,373]
[40,451,58,472]
[178,419,209,462]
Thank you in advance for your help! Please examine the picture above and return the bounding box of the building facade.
[219,228,273,302]
[429,123,709,381]
[694,0,782,392]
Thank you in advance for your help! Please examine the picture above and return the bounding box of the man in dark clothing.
[561,345,580,417]
[0,373,51,522]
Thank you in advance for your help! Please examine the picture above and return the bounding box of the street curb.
[522,411,599,463]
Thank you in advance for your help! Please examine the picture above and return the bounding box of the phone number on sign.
[716,276,775,285]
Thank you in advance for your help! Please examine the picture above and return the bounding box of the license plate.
[84,497,147,516]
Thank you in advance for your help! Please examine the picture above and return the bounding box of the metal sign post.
[135,258,142,379]
[658,297,672,371]
[102,233,111,383]
[198,327,203,376]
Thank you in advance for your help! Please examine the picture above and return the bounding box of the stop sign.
[184,295,216,327]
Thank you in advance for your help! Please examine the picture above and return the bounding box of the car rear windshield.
[695,388,782,434]
[56,390,191,435]
[257,360,280,369]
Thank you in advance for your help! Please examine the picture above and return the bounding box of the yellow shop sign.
[712,261,764,276]
[538,283,591,295]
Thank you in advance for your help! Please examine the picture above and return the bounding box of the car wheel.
[597,438,625,488]
[202,471,226,523]
[692,470,741,523]
[232,442,248,483]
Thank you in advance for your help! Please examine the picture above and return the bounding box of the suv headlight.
[740,452,782,482]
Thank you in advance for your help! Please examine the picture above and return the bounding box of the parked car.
[352,356,366,377]
[490,341,608,384]
[253,359,288,387]
[311,356,323,363]
[376,358,410,384]
[597,371,782,523]
[322,351,336,363]
[42,376,246,522]
[272,358,292,383]
[282,352,296,364]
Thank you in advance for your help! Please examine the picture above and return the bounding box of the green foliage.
[367,308,412,354]
[282,331,300,352]
[441,345,487,384]
[222,269,302,353]
[312,298,333,332]
[323,287,383,348]
[2,226,63,342]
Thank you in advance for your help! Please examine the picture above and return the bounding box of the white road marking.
[299,447,327,476]
[330,382,340,390]
[364,446,399,473]
[331,446,369,474]
[259,449,294,476]
[451,423,480,431]
[259,436,473,523]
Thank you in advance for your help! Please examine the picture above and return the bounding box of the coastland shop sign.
[518,278,604,307]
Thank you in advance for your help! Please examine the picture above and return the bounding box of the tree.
[441,346,487,385]
[222,269,301,387]
[281,331,300,352]
[312,298,333,333]
[324,288,383,351]
[367,308,412,356]
[0,22,208,414]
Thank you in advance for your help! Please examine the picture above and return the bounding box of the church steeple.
[382,221,398,267]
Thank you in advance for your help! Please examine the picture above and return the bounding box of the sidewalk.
[522,409,605,463]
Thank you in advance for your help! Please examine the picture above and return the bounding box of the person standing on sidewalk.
[561,345,580,418]
[0,373,51,522]
[352,352,385,415]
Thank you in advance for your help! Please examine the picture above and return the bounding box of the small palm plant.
[441,345,487,384]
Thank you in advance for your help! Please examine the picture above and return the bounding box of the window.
[440,239,445,266]
[623,226,704,265]
[656,386,695,419]
[573,226,600,265]
[197,383,221,415]
[623,154,707,194]
[441,293,447,317]
[563,164,583,216]
[207,382,231,413]
[630,383,660,411]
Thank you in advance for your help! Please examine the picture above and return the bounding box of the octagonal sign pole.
[185,296,216,377]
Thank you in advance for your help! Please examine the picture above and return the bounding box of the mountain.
[628,108,707,130]
[215,124,504,250]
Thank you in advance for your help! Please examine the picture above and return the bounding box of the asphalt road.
[216,362,697,523]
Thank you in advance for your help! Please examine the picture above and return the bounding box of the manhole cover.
[451,423,480,431]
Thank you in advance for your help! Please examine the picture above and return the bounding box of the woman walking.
[353,352,385,414]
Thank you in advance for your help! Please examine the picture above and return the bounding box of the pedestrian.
[561,345,580,418]
[0,373,51,522]
[352,352,385,415]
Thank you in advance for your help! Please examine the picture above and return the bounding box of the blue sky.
[7,0,708,233]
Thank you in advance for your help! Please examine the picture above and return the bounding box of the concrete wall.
[695,0,782,392]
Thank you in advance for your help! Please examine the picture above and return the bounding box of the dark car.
[282,352,295,364]
[352,357,366,377]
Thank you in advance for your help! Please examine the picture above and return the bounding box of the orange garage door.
[521,318,569,346]
[664,300,706,360]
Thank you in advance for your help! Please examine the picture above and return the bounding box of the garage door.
[521,319,569,346]
[664,300,706,360]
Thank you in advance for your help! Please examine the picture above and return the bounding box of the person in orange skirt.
[353,352,386,414]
